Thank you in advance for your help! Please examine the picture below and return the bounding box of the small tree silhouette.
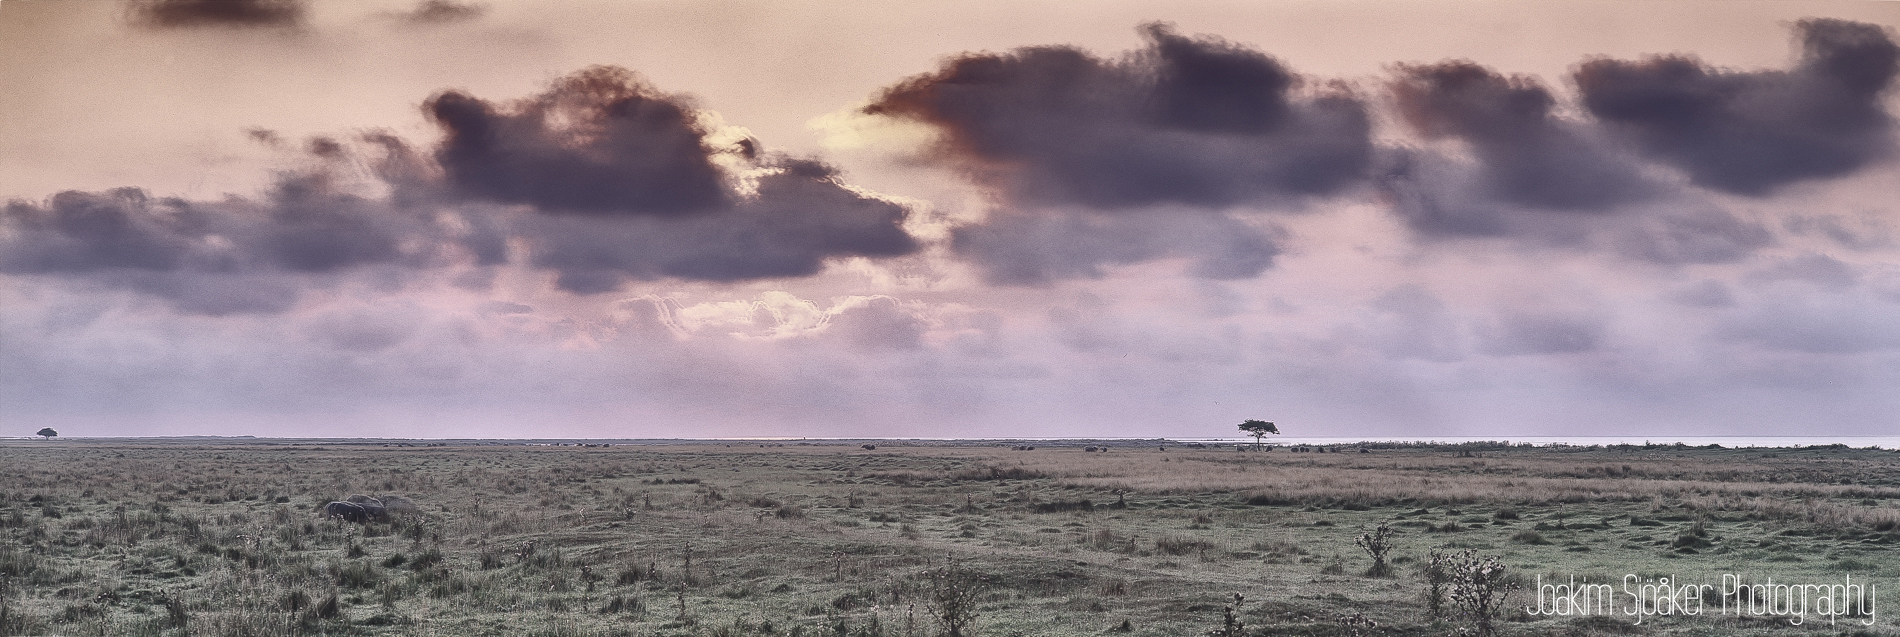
[36,428,58,440]
[1237,420,1278,449]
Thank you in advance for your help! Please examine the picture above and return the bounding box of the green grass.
[0,440,1896,635]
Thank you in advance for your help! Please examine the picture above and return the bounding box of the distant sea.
[13,435,1896,449]
[1187,435,1899,448]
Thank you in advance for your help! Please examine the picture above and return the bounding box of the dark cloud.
[865,23,1372,209]
[0,169,444,314]
[419,67,920,292]
[424,66,731,216]
[1376,148,1513,237]
[394,0,485,25]
[0,188,204,274]
[1379,141,1773,265]
[864,24,1340,283]
[521,160,918,292]
[132,0,305,28]
[2,67,926,308]
[949,208,1279,285]
[256,173,407,272]
[1576,19,1899,195]
[0,179,400,316]
[1392,61,1657,212]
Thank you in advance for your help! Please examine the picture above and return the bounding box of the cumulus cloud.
[864,23,1356,283]
[425,66,733,216]
[1576,19,1899,195]
[1376,144,1777,265]
[1,67,924,308]
[131,0,305,29]
[423,67,920,291]
[0,171,446,314]
[868,23,1372,209]
[1379,19,1897,268]
[1391,61,1657,213]
[518,158,918,292]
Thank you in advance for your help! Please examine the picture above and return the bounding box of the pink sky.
[3,0,1898,438]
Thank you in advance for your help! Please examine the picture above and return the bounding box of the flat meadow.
[2,439,1897,636]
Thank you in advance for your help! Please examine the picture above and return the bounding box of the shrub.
[1210,593,1247,637]
[1355,523,1396,576]
[920,559,988,637]
[1426,549,1520,636]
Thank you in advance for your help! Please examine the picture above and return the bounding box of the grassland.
[1,439,1897,636]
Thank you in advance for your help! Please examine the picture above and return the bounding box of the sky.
[3,0,1898,439]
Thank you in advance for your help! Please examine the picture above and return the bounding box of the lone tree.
[36,428,57,439]
[1238,420,1278,449]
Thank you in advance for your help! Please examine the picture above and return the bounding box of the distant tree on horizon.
[36,428,58,439]
[1238,420,1278,449]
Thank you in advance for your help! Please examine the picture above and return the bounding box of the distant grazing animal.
[324,501,370,523]
[861,444,876,450]
[344,495,389,521]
